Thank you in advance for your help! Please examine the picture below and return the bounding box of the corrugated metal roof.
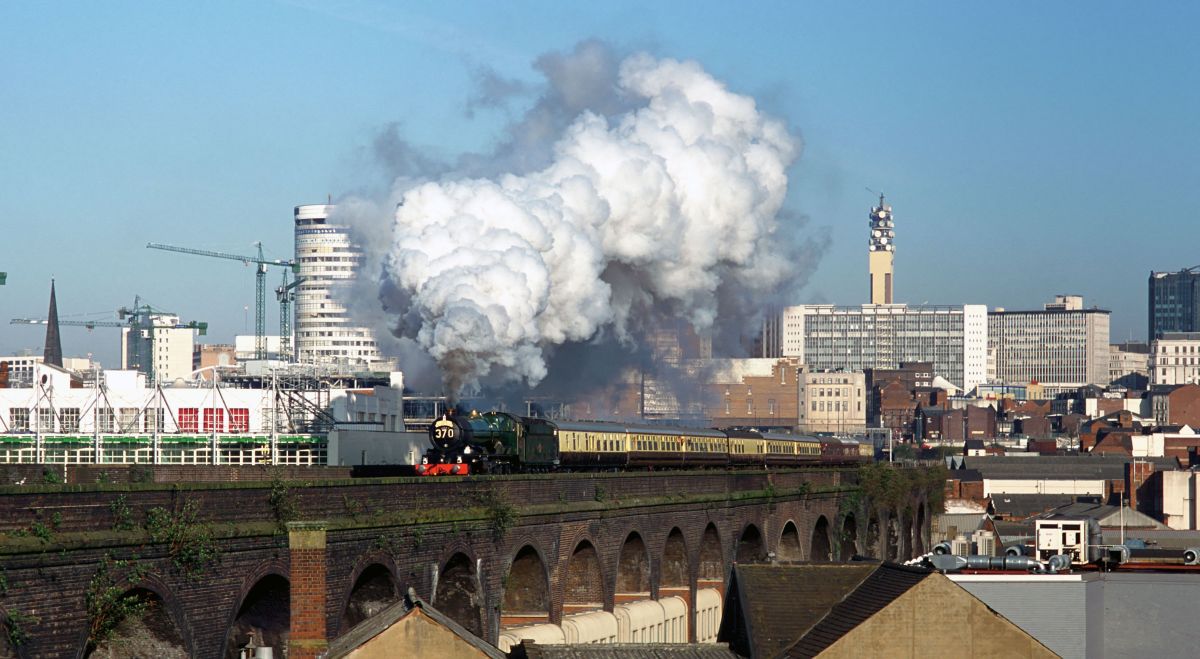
[954,578,1091,659]
[932,513,986,539]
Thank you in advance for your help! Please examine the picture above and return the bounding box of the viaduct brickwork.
[0,468,935,658]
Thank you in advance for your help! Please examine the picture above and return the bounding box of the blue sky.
[2,1,1197,365]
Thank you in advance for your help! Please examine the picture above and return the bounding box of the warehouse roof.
[990,494,1093,520]
[966,455,1177,480]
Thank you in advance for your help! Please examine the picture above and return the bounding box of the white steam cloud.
[383,53,799,394]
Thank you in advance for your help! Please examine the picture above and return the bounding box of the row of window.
[0,444,325,465]
[560,431,824,455]
[5,407,251,433]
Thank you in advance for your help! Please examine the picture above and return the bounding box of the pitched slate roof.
[515,643,741,659]
[722,563,878,659]
[721,562,942,659]
[325,589,505,659]
[781,563,931,658]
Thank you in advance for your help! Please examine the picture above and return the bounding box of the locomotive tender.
[416,410,872,476]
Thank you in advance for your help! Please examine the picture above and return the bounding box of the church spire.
[43,280,63,367]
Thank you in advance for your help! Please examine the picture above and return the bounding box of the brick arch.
[500,544,552,628]
[223,567,290,658]
[736,523,767,564]
[660,527,690,588]
[777,520,803,562]
[867,511,882,559]
[615,531,651,597]
[885,511,900,561]
[839,513,859,560]
[913,501,928,556]
[90,586,190,657]
[74,570,192,658]
[563,538,605,615]
[898,509,914,560]
[698,523,724,580]
[338,555,401,635]
[435,552,483,638]
[0,610,26,659]
[810,515,832,562]
[130,572,192,651]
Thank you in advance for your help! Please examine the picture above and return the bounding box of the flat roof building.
[989,296,1110,388]
[1149,267,1200,339]
[1150,332,1200,386]
[772,304,988,391]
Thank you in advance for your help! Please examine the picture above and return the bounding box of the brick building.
[916,405,997,442]
[705,358,804,429]
[1149,384,1200,427]
[865,362,933,441]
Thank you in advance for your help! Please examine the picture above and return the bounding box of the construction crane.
[12,297,208,384]
[146,242,296,360]
[10,318,208,334]
[276,275,304,363]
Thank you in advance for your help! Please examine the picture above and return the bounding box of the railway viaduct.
[0,467,939,658]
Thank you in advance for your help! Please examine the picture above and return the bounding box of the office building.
[294,204,384,371]
[121,312,197,384]
[798,368,866,435]
[988,295,1110,387]
[1150,333,1200,386]
[1110,341,1150,388]
[775,304,988,391]
[1149,267,1200,339]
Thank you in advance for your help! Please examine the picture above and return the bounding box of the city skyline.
[4,2,1198,367]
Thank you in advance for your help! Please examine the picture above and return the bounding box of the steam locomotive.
[416,410,873,476]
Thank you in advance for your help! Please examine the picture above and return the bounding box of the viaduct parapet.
[0,468,937,657]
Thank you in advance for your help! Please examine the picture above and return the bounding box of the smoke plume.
[378,49,805,395]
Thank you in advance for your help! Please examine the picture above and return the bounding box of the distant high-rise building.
[988,295,1110,387]
[43,280,63,368]
[775,304,988,391]
[121,310,196,384]
[1149,267,1200,339]
[867,194,895,304]
[293,204,384,370]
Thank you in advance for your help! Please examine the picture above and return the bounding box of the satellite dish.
[869,245,877,251]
